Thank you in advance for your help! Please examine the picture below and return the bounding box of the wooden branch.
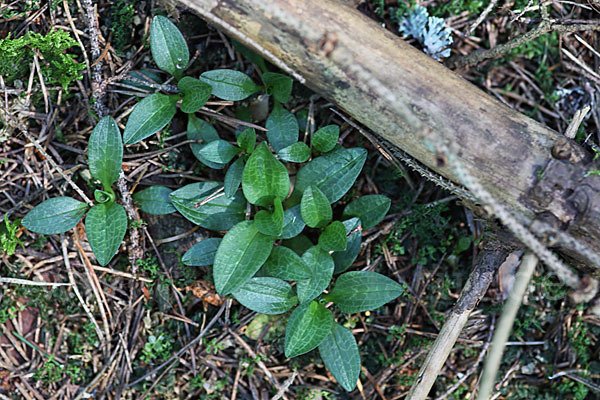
[406,240,511,400]
[176,0,600,269]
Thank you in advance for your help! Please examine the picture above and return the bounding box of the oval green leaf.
[285,301,333,358]
[279,205,305,239]
[295,147,367,203]
[263,245,312,281]
[265,102,298,152]
[181,238,221,266]
[327,271,404,314]
[242,142,290,207]
[150,15,189,79]
[85,202,127,266]
[318,221,347,252]
[318,323,360,391]
[297,246,334,304]
[169,182,245,231]
[300,185,332,228]
[312,125,340,153]
[224,158,245,199]
[232,277,298,314]
[22,197,89,235]
[236,128,256,154]
[133,186,176,215]
[343,195,391,230]
[213,220,274,295]
[333,218,362,274]
[255,197,284,236]
[199,69,260,101]
[123,93,177,145]
[198,139,241,164]
[277,142,310,163]
[88,116,122,188]
[178,76,212,113]
[187,114,225,170]
[262,72,293,103]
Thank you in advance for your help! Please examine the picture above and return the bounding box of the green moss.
[108,0,136,52]
[0,29,84,91]
[429,0,490,17]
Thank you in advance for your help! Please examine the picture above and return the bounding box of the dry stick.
[60,233,105,346]
[73,234,113,337]
[127,303,226,387]
[227,328,288,399]
[436,318,495,400]
[466,0,499,37]
[0,277,71,287]
[19,128,93,207]
[565,105,591,139]
[406,243,509,400]
[448,21,600,69]
[476,252,539,400]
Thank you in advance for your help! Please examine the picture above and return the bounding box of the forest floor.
[1,0,599,399]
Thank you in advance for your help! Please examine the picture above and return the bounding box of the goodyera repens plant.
[23,16,404,391]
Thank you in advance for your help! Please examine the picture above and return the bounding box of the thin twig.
[448,21,600,69]
[406,243,508,400]
[126,303,226,387]
[0,277,71,287]
[19,128,93,207]
[61,233,105,345]
[476,252,538,400]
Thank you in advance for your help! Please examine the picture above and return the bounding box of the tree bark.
[176,0,600,269]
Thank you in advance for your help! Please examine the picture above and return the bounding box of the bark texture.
[176,0,600,268]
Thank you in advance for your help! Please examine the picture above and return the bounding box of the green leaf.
[242,142,290,207]
[318,324,360,391]
[262,72,293,103]
[133,186,176,215]
[85,202,127,266]
[224,158,245,199]
[263,245,312,280]
[213,220,274,295]
[88,116,122,188]
[300,185,332,228]
[232,277,297,314]
[285,301,333,358]
[318,221,347,252]
[295,147,367,203]
[187,114,225,170]
[277,142,310,163]
[199,69,261,101]
[123,93,177,145]
[312,125,339,153]
[333,218,362,274]
[181,238,221,266]
[237,128,256,154]
[327,271,404,314]
[265,103,299,152]
[232,40,268,73]
[197,139,241,164]
[279,205,305,239]
[169,182,245,231]
[93,190,114,204]
[343,195,391,230]
[22,197,89,235]
[150,15,189,79]
[297,246,334,304]
[178,76,212,113]
[255,197,284,236]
